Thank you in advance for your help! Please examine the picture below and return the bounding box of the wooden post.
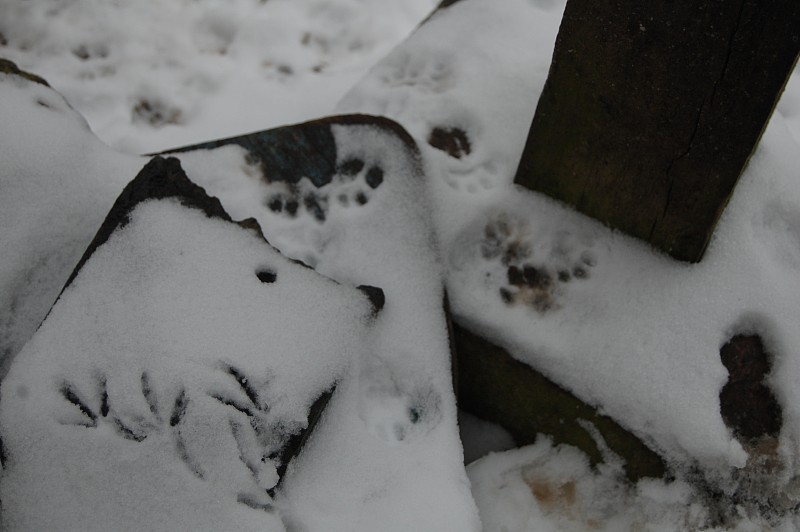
[515,0,799,262]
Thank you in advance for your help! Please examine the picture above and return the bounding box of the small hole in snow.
[256,269,277,283]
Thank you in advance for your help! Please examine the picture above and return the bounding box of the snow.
[169,118,480,531]
[0,0,436,154]
[0,194,374,530]
[459,410,517,464]
[0,73,143,378]
[342,0,800,504]
[0,64,479,530]
[2,0,800,529]
[468,438,758,531]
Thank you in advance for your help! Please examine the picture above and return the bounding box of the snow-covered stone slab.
[0,155,379,531]
[164,115,480,531]
[0,61,478,528]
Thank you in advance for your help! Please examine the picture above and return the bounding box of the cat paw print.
[480,214,533,265]
[332,157,384,209]
[358,359,441,445]
[428,126,471,160]
[479,214,597,313]
[427,123,501,193]
[379,52,454,94]
[262,157,384,222]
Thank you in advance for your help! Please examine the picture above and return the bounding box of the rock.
[62,156,232,290]
[0,156,379,531]
[166,115,481,531]
[0,58,49,86]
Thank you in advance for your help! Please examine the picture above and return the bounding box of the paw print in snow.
[263,157,384,222]
[358,358,441,445]
[481,214,533,265]
[428,126,471,159]
[333,157,384,208]
[426,121,502,193]
[379,52,455,94]
[479,214,597,313]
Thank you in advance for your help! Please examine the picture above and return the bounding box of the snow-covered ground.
[0,0,437,153]
[2,0,800,530]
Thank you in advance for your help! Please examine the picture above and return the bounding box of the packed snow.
[0,0,436,154]
[0,75,143,378]
[2,0,800,530]
[170,117,480,531]
[1,186,375,530]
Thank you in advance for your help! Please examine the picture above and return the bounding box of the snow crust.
[0,0,436,154]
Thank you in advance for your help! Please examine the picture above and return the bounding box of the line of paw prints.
[263,158,384,223]
[57,364,297,512]
[481,216,596,313]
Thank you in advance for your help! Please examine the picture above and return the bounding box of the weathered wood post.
[435,0,798,478]
[515,0,799,262]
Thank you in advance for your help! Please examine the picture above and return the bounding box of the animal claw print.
[56,365,322,510]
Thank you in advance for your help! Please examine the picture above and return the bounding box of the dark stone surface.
[417,0,466,29]
[162,114,419,188]
[0,58,50,86]
[163,114,420,226]
[270,388,334,495]
[515,0,800,262]
[62,156,232,291]
[719,335,782,441]
[453,323,667,481]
